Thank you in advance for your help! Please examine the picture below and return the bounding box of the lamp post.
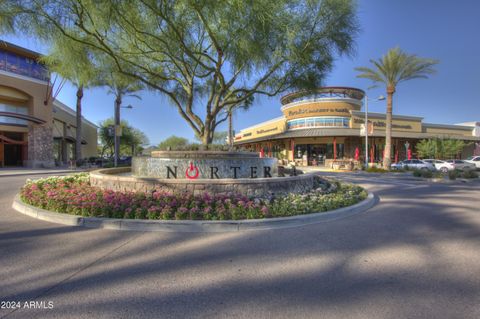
[364,95,385,168]
[114,104,133,167]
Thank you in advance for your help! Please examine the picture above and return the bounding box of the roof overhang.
[234,128,480,145]
[0,111,45,124]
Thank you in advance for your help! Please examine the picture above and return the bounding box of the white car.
[465,156,480,169]
[423,159,455,173]
[445,160,476,171]
[391,159,435,171]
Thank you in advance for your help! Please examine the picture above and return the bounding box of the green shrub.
[448,170,459,180]
[366,167,389,173]
[421,170,433,178]
[413,169,433,178]
[461,170,478,179]
[432,172,444,179]
[412,169,422,177]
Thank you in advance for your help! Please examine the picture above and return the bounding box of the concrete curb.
[12,193,378,233]
[12,192,377,233]
[0,169,87,178]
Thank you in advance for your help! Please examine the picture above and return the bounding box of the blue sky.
[2,0,480,145]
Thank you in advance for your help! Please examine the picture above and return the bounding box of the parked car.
[465,156,480,169]
[118,156,132,166]
[422,159,455,173]
[445,160,476,171]
[391,159,436,171]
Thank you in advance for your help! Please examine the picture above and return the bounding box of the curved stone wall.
[90,168,316,197]
[132,151,278,179]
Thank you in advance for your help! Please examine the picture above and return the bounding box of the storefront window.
[295,145,308,159]
[287,117,349,130]
[53,139,62,163]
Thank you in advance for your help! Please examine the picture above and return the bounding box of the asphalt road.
[1,173,479,319]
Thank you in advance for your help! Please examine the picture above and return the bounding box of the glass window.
[0,51,6,70]
[287,117,349,130]
[0,103,28,125]
[0,49,48,81]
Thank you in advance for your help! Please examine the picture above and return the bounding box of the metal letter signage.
[185,162,200,179]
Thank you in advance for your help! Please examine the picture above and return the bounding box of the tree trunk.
[75,85,83,166]
[383,85,395,169]
[228,110,233,150]
[201,128,213,145]
[114,94,122,167]
[201,115,214,146]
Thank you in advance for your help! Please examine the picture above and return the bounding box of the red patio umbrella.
[354,147,360,161]
[260,148,264,158]
[395,150,399,163]
[290,139,295,160]
[333,137,337,161]
[407,148,412,160]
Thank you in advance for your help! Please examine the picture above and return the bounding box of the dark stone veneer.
[90,167,317,197]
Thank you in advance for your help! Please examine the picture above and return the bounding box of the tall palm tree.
[42,38,99,165]
[355,47,438,168]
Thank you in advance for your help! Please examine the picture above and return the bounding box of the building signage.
[288,107,349,117]
[165,162,273,179]
[354,118,413,130]
[256,127,278,134]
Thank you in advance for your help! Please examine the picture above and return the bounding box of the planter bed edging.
[12,192,376,233]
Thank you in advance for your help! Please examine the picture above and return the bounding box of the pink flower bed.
[20,174,272,220]
[20,174,367,220]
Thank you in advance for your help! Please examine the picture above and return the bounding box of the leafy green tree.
[3,0,359,145]
[102,64,143,164]
[416,139,436,158]
[225,95,254,149]
[41,38,101,164]
[442,139,467,159]
[356,47,438,168]
[194,131,228,145]
[158,136,190,151]
[98,118,149,157]
[416,138,468,159]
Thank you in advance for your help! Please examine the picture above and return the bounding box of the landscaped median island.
[19,173,367,221]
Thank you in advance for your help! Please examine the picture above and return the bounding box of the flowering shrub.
[20,174,367,220]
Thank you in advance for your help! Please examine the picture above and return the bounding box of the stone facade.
[25,124,54,168]
[90,168,317,198]
[133,151,278,179]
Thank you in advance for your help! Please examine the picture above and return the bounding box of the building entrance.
[308,144,327,165]
[0,132,27,167]
[4,144,22,166]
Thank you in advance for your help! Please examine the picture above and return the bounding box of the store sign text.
[354,118,413,130]
[288,107,349,117]
[165,162,273,179]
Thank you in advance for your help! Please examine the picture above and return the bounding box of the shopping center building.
[0,40,97,168]
[234,87,480,166]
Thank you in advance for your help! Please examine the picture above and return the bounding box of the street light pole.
[365,96,369,168]
[114,98,120,168]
